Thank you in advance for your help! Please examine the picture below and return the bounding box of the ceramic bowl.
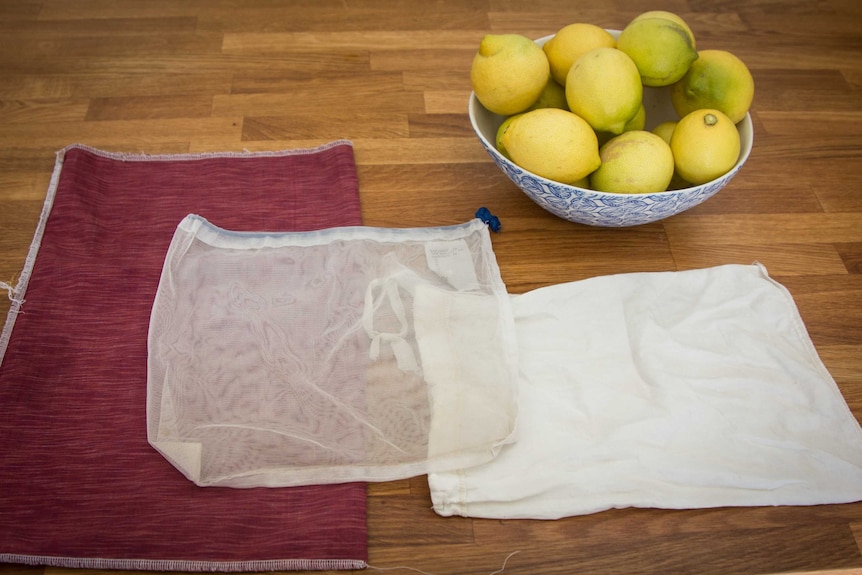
[468,33,754,227]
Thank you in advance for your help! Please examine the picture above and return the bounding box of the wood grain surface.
[1,1,861,574]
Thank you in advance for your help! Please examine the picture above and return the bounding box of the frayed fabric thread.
[0,278,24,307]
[1,280,15,301]
[366,550,520,575]
[1,276,29,364]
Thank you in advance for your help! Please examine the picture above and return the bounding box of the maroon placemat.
[0,143,367,571]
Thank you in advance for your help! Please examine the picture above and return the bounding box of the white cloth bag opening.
[430,264,862,519]
[147,215,519,488]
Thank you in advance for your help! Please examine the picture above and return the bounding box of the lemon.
[670,49,755,124]
[595,103,645,147]
[565,47,642,135]
[500,108,601,185]
[668,173,693,191]
[631,10,696,49]
[652,120,677,145]
[617,16,698,87]
[671,108,740,184]
[624,103,646,131]
[471,34,550,115]
[526,78,568,111]
[572,176,590,189]
[542,23,616,85]
[495,113,523,159]
[651,121,690,189]
[590,130,675,194]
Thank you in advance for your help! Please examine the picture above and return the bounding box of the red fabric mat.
[0,143,367,571]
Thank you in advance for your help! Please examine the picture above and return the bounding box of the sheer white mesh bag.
[147,215,518,487]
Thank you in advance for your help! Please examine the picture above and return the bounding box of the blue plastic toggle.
[475,207,502,233]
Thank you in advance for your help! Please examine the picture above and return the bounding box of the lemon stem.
[704,113,718,126]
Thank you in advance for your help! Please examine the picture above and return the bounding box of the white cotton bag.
[147,215,519,487]
[430,264,862,519]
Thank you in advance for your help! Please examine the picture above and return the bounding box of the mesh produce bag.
[147,215,518,487]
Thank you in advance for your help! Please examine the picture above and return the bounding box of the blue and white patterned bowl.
[469,33,754,228]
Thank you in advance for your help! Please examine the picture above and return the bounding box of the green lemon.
[631,10,696,49]
[651,120,677,145]
[526,78,569,111]
[617,16,698,87]
[670,49,755,124]
[624,103,646,131]
[595,103,646,147]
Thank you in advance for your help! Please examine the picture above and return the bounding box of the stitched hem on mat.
[0,141,355,366]
[0,553,368,572]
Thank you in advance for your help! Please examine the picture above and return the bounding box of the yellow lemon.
[671,108,740,185]
[542,23,617,85]
[670,49,755,124]
[471,34,550,115]
[652,120,677,145]
[617,16,698,87]
[501,108,601,185]
[565,47,642,135]
[631,10,696,49]
[526,78,569,111]
[590,130,675,194]
[495,113,523,159]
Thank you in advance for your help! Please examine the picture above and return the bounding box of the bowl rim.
[468,32,754,198]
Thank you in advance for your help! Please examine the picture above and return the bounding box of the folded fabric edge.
[150,441,203,485]
[177,213,493,249]
[753,261,862,429]
[58,140,355,163]
[0,553,367,572]
[431,495,862,522]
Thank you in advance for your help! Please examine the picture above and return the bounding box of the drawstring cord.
[363,276,421,374]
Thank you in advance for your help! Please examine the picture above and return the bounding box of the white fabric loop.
[363,277,420,374]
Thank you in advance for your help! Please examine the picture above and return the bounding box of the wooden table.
[1,1,860,574]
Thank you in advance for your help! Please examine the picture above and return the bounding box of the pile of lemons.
[470,11,754,194]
